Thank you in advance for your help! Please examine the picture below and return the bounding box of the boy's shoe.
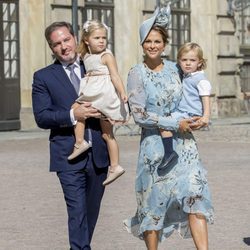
[68,140,91,160]
[103,165,125,186]
[157,151,179,176]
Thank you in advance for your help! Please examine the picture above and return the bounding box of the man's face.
[49,26,77,64]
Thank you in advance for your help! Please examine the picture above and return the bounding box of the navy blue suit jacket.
[32,60,109,172]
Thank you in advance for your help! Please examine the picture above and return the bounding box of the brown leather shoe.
[103,165,125,186]
[68,140,91,160]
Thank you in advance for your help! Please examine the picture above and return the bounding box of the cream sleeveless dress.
[76,49,129,123]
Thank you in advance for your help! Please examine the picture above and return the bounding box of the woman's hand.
[178,119,193,133]
[189,116,208,130]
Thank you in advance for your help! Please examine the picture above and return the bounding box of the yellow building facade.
[0,0,249,130]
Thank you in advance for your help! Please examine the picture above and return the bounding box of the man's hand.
[73,102,101,121]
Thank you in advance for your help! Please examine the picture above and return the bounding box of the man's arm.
[32,72,72,129]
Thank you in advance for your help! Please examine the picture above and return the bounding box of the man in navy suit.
[32,22,109,250]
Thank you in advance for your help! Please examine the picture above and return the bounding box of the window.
[240,63,250,92]
[168,0,191,60]
[230,1,250,94]
[82,0,114,52]
[232,0,250,45]
[1,1,19,79]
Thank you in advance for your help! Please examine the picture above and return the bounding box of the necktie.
[67,64,80,94]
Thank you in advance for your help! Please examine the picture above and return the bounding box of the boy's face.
[179,50,202,74]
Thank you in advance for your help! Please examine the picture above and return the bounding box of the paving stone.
[0,117,249,250]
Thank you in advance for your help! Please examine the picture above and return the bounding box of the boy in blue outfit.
[158,42,212,172]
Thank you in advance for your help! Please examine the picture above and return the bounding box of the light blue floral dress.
[123,59,214,242]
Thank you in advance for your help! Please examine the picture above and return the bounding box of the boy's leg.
[160,129,174,159]
[157,129,178,175]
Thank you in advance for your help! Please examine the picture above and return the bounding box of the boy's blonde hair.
[77,19,108,58]
[177,42,207,70]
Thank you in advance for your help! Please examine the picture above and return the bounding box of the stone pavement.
[0,116,250,250]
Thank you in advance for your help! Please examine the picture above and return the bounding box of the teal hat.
[139,5,171,45]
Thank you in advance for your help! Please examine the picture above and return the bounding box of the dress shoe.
[103,165,125,186]
[68,140,91,160]
[157,151,178,176]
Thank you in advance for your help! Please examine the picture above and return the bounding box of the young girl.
[68,20,129,186]
[158,42,212,173]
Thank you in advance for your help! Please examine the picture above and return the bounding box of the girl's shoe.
[103,165,125,186]
[68,140,91,160]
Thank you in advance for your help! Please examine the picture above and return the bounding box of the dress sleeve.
[127,66,179,131]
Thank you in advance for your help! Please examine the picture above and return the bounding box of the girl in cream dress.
[68,20,129,186]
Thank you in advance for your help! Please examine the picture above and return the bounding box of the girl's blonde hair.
[177,42,207,70]
[77,19,108,58]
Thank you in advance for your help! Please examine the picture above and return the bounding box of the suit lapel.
[51,60,78,99]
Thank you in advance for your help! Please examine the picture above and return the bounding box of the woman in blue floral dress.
[123,6,214,250]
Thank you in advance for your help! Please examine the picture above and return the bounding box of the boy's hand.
[200,116,209,127]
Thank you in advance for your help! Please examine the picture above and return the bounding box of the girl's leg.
[68,103,91,160]
[189,213,208,250]
[143,230,159,250]
[74,120,85,145]
[71,102,85,145]
[100,119,125,185]
[100,119,119,168]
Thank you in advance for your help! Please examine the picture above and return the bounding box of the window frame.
[82,0,114,52]
[168,0,191,61]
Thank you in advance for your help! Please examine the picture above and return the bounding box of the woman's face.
[142,29,165,60]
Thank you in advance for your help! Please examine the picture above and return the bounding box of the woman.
[123,6,214,250]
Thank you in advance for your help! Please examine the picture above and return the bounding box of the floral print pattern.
[123,60,214,242]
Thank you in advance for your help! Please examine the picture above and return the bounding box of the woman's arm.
[127,66,180,131]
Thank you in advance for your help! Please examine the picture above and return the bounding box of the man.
[32,22,109,250]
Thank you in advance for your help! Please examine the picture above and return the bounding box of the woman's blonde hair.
[177,42,207,70]
[77,19,108,58]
